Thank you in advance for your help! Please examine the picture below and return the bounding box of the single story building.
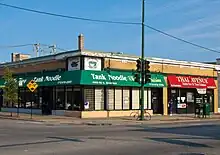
[0,34,219,118]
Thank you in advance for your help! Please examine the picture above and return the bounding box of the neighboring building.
[11,53,31,62]
[216,59,220,113]
[0,34,219,118]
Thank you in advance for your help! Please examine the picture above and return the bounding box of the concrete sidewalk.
[0,112,219,126]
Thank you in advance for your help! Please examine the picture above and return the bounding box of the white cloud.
[186,31,220,40]
[148,0,204,16]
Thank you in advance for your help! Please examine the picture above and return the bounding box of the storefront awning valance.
[167,75,216,89]
[0,71,82,87]
[80,70,166,87]
[0,70,166,88]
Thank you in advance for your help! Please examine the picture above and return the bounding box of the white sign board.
[84,57,101,71]
[177,103,187,108]
[197,88,206,94]
[68,57,80,71]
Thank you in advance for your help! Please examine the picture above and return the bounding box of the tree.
[2,67,18,116]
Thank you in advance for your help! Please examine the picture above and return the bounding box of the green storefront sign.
[0,70,166,88]
[80,70,166,87]
[0,71,82,87]
[18,71,82,87]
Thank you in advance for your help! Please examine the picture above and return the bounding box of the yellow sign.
[27,80,38,92]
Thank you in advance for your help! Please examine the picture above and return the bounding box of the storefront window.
[25,88,33,109]
[84,87,95,110]
[106,87,133,110]
[94,87,104,110]
[123,88,130,110]
[55,86,65,110]
[132,88,139,110]
[106,88,114,110]
[66,86,73,110]
[115,88,122,110]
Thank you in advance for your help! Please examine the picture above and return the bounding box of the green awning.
[0,70,166,88]
[16,70,82,87]
[80,70,166,87]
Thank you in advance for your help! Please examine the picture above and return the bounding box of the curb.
[0,116,219,126]
[82,122,113,126]
[0,116,45,123]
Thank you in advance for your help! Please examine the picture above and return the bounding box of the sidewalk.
[0,112,219,126]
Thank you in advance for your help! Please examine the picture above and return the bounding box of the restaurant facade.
[0,35,219,118]
[167,75,216,114]
[0,68,166,117]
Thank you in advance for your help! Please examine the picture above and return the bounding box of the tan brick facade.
[104,58,217,77]
[0,50,218,117]
[0,60,66,75]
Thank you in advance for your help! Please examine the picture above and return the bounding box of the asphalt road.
[0,119,220,155]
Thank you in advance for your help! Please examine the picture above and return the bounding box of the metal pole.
[31,92,33,119]
[140,0,145,120]
[17,87,20,117]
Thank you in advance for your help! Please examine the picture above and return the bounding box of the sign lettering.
[168,75,216,89]
[86,71,166,87]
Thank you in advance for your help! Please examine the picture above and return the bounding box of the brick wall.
[104,58,217,77]
[0,60,66,75]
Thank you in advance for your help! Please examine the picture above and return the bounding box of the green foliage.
[2,67,18,104]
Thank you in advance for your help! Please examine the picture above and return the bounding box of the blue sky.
[1,0,220,62]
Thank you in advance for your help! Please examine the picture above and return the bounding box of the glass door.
[151,88,163,114]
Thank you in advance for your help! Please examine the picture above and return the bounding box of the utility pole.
[34,43,40,57]
[49,44,56,54]
[140,0,145,120]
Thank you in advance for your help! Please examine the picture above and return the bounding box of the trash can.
[203,103,210,118]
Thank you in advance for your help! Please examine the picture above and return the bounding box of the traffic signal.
[144,60,151,84]
[136,59,142,72]
[134,73,140,84]
[145,60,150,71]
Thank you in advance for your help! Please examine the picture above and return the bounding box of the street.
[0,119,220,155]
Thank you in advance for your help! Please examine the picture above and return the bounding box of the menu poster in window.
[187,92,194,102]
[84,101,89,109]
[177,103,186,108]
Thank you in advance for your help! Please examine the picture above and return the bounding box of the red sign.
[167,75,216,89]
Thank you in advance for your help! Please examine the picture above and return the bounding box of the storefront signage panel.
[0,70,166,88]
[84,57,101,71]
[17,71,81,87]
[168,75,216,89]
[81,70,166,87]
[68,57,80,71]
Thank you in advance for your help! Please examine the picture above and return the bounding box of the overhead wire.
[0,2,220,54]
[0,44,33,49]
[0,2,140,25]
[144,24,220,54]
[0,43,67,52]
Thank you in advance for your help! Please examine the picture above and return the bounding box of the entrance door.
[72,90,82,110]
[151,88,163,114]
[41,87,53,115]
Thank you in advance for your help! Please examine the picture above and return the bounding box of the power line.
[1,2,219,54]
[41,44,66,52]
[0,44,33,49]
[0,2,140,25]
[0,43,67,52]
[144,24,220,54]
